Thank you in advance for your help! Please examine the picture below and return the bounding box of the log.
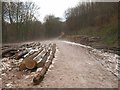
[44,60,52,69]
[48,53,54,61]
[37,55,47,68]
[24,47,43,60]
[2,45,10,50]
[36,44,56,68]
[37,49,51,68]
[19,62,26,71]
[35,42,41,46]
[35,48,47,59]
[23,50,36,58]
[2,48,17,57]
[33,53,54,85]
[24,49,38,59]
[15,50,28,60]
[19,58,37,70]
[25,59,37,69]
[51,44,56,55]
[20,44,29,48]
[19,48,43,70]
[33,67,47,85]
[29,48,43,59]
[3,50,17,57]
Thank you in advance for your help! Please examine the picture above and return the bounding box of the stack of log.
[19,47,43,70]
[18,43,56,85]
[33,44,56,85]
[1,42,41,58]
[2,42,56,85]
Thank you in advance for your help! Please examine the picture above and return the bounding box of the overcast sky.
[26,0,83,22]
[32,0,82,22]
[37,0,79,22]
[21,0,119,22]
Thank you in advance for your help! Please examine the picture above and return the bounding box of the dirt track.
[1,40,118,88]
[33,40,118,88]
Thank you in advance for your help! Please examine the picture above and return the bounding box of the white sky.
[33,0,82,22]
[32,0,120,22]
[27,0,81,22]
[35,0,80,22]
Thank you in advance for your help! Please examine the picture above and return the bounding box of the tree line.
[65,2,118,34]
[2,2,63,43]
[2,2,118,44]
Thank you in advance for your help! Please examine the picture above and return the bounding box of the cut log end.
[33,75,44,85]
[25,60,37,70]
[33,67,47,85]
[19,63,26,71]
[19,59,37,70]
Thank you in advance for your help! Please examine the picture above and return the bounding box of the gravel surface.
[1,40,118,88]
[36,40,118,88]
